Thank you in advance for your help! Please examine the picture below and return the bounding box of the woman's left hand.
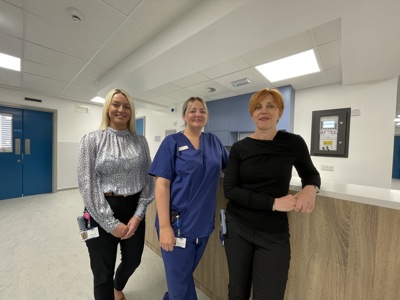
[293,185,317,214]
[121,215,141,239]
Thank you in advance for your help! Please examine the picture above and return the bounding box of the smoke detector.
[66,7,84,23]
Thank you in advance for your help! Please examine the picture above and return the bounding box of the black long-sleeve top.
[223,130,321,232]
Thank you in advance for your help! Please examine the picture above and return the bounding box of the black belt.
[104,192,124,197]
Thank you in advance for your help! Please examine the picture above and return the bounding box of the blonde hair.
[248,88,284,116]
[181,96,208,127]
[99,89,136,133]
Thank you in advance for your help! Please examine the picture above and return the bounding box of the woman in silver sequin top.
[78,88,154,300]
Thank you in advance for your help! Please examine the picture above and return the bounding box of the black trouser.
[224,214,290,300]
[85,193,145,300]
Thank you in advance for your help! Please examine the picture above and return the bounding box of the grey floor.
[0,189,210,300]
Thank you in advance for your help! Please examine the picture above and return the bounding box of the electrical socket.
[321,164,334,171]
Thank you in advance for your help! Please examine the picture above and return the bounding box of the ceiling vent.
[25,97,42,103]
[231,78,251,87]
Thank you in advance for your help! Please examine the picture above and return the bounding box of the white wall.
[0,87,183,190]
[1,77,398,191]
[136,106,183,159]
[293,78,397,188]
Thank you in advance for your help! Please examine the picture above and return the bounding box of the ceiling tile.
[287,72,325,90]
[311,18,340,45]
[3,0,22,7]
[131,89,160,101]
[322,68,342,85]
[185,80,231,97]
[150,83,180,95]
[243,31,314,66]
[205,91,237,102]
[24,42,86,73]
[0,1,23,38]
[22,74,65,94]
[199,56,251,79]
[23,0,127,43]
[317,40,341,70]
[91,45,126,69]
[130,0,202,31]
[107,18,153,55]
[165,88,196,102]
[144,95,179,106]
[79,63,107,79]
[171,72,209,88]
[23,60,75,82]
[24,12,101,60]
[0,68,21,87]
[102,0,142,16]
[22,72,64,87]
[70,75,97,88]
[60,83,97,101]
[0,31,22,57]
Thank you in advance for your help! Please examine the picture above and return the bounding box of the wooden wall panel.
[145,181,400,300]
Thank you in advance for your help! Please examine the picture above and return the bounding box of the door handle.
[15,138,21,155]
[25,139,30,155]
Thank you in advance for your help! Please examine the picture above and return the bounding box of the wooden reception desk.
[145,177,400,300]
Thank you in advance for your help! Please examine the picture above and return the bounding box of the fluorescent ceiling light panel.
[255,49,320,82]
[91,96,105,104]
[0,53,21,71]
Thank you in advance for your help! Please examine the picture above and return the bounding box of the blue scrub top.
[148,131,229,239]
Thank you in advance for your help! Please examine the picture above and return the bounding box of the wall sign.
[310,108,350,157]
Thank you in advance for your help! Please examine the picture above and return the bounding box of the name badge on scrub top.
[178,145,189,151]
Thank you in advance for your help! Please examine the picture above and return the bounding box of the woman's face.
[183,100,207,130]
[251,94,282,131]
[108,93,131,130]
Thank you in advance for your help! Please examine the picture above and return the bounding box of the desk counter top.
[290,177,400,210]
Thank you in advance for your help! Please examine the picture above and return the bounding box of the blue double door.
[0,106,53,200]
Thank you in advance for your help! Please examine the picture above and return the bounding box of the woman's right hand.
[111,223,129,238]
[159,225,175,251]
[273,194,297,212]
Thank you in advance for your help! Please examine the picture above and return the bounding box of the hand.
[293,185,317,213]
[111,223,129,238]
[121,216,141,240]
[159,225,175,252]
[273,194,297,212]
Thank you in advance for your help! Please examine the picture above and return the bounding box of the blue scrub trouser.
[161,236,209,300]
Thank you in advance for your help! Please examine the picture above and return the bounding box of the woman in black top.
[223,88,321,300]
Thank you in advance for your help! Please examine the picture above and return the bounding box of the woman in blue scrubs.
[148,96,229,300]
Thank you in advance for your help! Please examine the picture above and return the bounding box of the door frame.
[0,102,58,194]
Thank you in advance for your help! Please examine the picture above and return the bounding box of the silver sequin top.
[77,127,155,232]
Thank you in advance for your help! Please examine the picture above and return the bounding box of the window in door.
[0,113,12,152]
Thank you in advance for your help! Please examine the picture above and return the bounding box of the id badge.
[80,227,99,242]
[174,237,186,248]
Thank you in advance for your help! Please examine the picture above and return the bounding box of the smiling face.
[108,93,132,130]
[182,99,208,130]
[251,94,282,131]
